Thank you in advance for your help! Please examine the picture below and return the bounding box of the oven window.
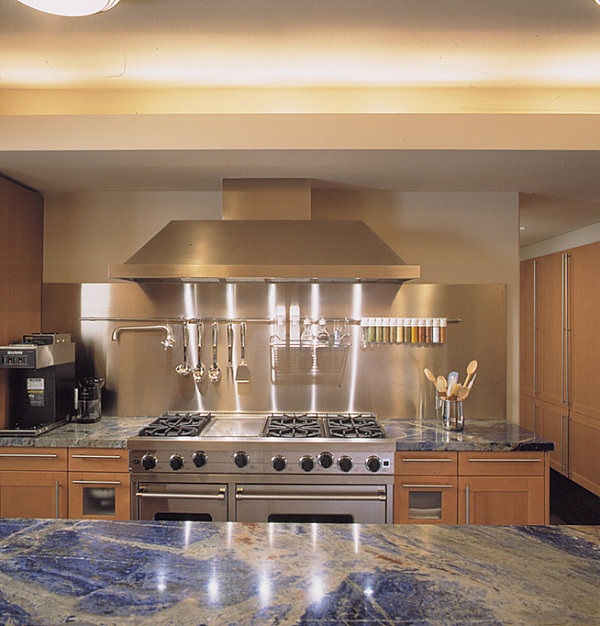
[267,513,354,524]
[154,513,213,522]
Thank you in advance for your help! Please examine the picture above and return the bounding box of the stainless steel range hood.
[108,179,420,283]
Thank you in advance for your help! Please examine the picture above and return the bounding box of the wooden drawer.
[394,475,458,524]
[395,451,457,475]
[68,471,130,520]
[458,451,545,476]
[0,447,67,471]
[68,448,128,472]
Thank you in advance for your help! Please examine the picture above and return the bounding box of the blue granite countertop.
[0,417,554,451]
[0,519,597,625]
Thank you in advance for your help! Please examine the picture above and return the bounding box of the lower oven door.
[133,481,228,522]
[235,484,389,524]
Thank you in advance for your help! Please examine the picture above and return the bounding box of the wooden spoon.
[463,360,478,387]
[457,385,470,401]
[435,375,447,395]
[424,368,436,384]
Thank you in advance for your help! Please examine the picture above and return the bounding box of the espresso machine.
[0,333,75,436]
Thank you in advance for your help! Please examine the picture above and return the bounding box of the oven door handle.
[136,488,226,500]
[235,488,386,501]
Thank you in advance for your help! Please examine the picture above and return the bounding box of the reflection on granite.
[381,418,554,451]
[0,417,153,449]
[0,520,597,625]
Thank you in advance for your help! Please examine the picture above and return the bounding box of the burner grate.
[138,413,211,437]
[326,414,386,439]
[266,413,323,438]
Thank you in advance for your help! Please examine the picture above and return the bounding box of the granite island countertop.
[0,417,554,451]
[0,519,597,625]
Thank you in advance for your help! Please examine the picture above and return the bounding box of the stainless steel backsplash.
[41,282,506,419]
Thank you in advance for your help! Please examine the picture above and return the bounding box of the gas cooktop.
[136,411,388,440]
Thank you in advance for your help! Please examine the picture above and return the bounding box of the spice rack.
[360,317,449,345]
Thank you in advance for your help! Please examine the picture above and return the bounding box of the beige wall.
[43,188,519,419]
[43,191,221,283]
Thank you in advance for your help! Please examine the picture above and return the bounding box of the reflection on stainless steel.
[42,282,506,419]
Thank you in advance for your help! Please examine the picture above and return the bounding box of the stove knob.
[365,455,382,473]
[318,452,334,469]
[192,451,207,468]
[272,455,287,472]
[141,454,157,470]
[234,451,249,468]
[169,454,184,471]
[300,455,315,472]
[338,455,353,473]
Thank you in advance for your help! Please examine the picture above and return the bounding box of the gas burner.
[138,413,211,438]
[266,414,322,438]
[326,414,386,439]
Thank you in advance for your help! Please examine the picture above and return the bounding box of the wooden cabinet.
[457,451,547,525]
[0,447,68,518]
[394,450,548,525]
[0,176,44,429]
[394,452,458,524]
[521,241,600,494]
[67,448,130,520]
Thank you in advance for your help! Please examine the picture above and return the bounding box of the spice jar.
[440,317,447,343]
[418,318,426,343]
[432,318,441,343]
[403,317,411,343]
[375,318,384,343]
[425,317,433,343]
[410,318,418,343]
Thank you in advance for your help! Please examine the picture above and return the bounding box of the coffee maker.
[0,333,75,436]
[75,377,104,423]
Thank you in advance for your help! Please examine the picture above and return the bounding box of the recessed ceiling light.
[16,0,119,17]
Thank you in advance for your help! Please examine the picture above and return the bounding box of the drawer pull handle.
[402,484,453,489]
[0,453,58,458]
[71,454,122,460]
[136,489,226,501]
[402,458,453,462]
[467,458,541,463]
[72,480,121,485]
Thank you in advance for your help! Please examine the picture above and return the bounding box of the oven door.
[132,480,228,522]
[235,483,389,523]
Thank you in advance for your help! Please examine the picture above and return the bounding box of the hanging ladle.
[192,321,205,383]
[208,321,222,383]
[175,320,192,376]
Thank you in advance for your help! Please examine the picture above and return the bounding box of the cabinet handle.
[533,259,537,395]
[466,458,540,463]
[402,484,453,489]
[72,480,121,485]
[401,458,453,462]
[564,253,570,407]
[561,253,565,406]
[71,454,122,460]
[136,489,226,501]
[465,485,470,525]
[55,481,59,519]
[0,453,58,458]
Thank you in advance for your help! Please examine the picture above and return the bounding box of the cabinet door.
[0,471,67,518]
[537,252,565,408]
[519,394,539,434]
[458,476,545,525]
[520,259,538,398]
[539,402,568,475]
[569,411,600,498]
[68,472,130,520]
[394,476,457,524]
[569,242,600,421]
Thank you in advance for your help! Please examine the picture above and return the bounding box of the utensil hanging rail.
[84,317,461,324]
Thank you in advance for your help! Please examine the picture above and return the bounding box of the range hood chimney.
[108,179,420,283]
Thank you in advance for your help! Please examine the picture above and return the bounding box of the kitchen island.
[0,519,598,625]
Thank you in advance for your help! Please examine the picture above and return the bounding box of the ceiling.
[1,0,599,246]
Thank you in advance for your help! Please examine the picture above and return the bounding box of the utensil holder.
[441,400,464,431]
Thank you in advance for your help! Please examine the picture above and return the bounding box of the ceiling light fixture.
[16,0,120,17]
[520,226,527,231]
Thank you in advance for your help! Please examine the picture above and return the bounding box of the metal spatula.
[235,321,251,383]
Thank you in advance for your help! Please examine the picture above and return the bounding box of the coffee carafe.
[75,377,104,423]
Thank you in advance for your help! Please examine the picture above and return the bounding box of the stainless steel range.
[128,411,395,523]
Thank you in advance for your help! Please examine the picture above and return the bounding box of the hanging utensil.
[235,320,251,383]
[192,321,205,383]
[463,359,478,387]
[227,320,234,378]
[175,320,192,376]
[208,321,221,383]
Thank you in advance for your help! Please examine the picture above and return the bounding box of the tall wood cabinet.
[520,241,600,497]
[0,176,44,429]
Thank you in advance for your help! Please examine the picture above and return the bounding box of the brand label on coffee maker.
[26,377,45,407]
